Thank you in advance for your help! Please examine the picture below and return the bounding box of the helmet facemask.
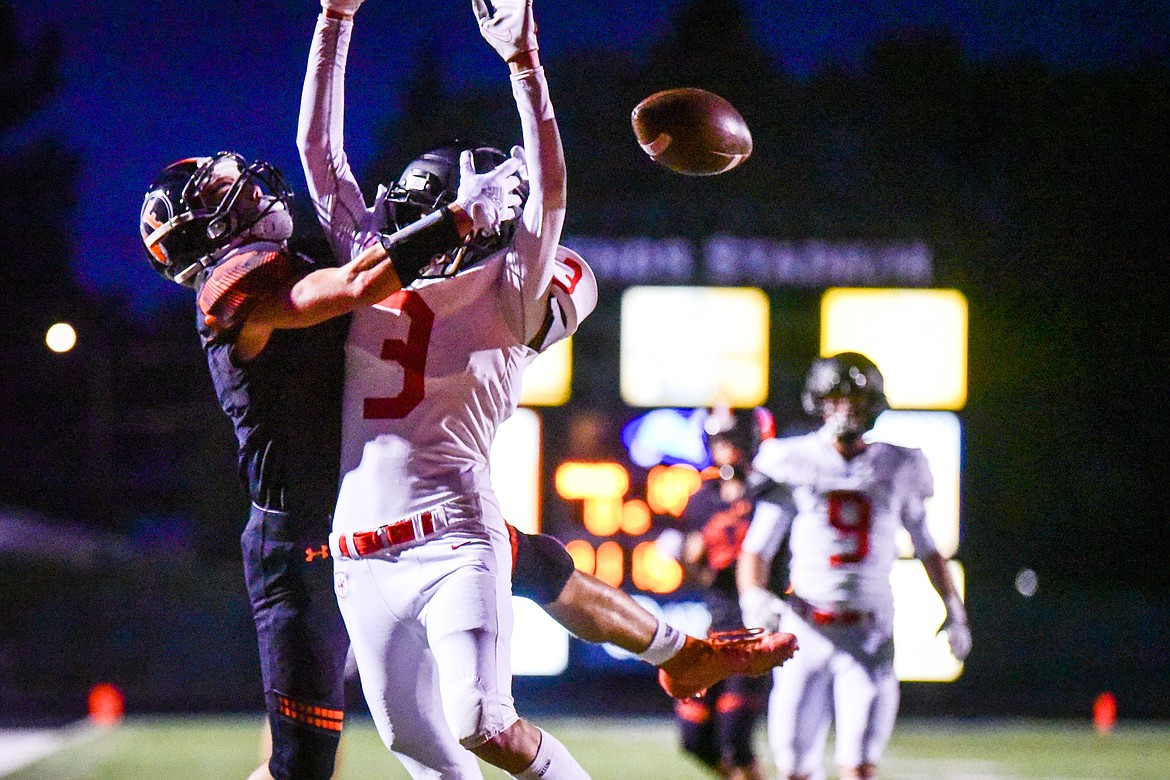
[385,144,526,279]
[141,152,294,287]
[801,352,889,444]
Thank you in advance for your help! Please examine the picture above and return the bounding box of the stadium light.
[820,288,968,410]
[45,322,78,353]
[621,286,770,408]
[520,336,573,406]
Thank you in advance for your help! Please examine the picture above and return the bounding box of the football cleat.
[657,628,798,700]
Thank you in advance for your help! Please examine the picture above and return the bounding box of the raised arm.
[474,0,567,343]
[297,0,374,262]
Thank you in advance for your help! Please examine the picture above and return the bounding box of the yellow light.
[621,287,770,407]
[583,498,623,536]
[45,322,77,353]
[511,596,569,676]
[554,462,630,498]
[555,462,630,536]
[565,539,595,572]
[631,541,684,594]
[595,541,625,587]
[820,288,968,410]
[491,409,541,534]
[871,411,962,559]
[621,499,652,535]
[646,464,703,517]
[891,559,966,682]
[520,336,572,406]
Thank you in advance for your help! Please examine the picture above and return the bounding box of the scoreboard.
[492,281,969,683]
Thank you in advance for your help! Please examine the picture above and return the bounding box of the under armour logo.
[305,544,330,562]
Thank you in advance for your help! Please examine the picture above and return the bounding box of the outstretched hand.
[454,150,525,234]
[472,0,537,63]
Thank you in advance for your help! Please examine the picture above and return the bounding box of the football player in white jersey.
[737,353,972,780]
[297,0,794,778]
[303,0,587,772]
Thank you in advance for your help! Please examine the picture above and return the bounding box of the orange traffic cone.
[1092,691,1116,734]
[88,683,124,727]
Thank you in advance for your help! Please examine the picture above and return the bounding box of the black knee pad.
[508,526,576,604]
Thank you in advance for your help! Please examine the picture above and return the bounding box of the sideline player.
[298,0,795,777]
[737,353,972,780]
[140,150,523,780]
[664,408,777,780]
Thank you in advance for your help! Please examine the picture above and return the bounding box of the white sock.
[513,729,590,779]
[635,619,686,666]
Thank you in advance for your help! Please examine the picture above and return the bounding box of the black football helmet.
[704,405,776,462]
[802,352,890,440]
[140,152,294,287]
[386,142,527,276]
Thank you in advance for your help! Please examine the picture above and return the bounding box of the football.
[630,88,752,176]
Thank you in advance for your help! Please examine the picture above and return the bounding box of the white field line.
[0,722,102,776]
[881,755,1109,780]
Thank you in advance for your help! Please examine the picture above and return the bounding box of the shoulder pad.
[197,244,295,334]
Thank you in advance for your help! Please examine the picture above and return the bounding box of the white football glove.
[739,586,786,633]
[454,150,524,234]
[939,594,972,661]
[472,0,537,62]
[321,0,364,16]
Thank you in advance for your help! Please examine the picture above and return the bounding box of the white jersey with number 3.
[744,430,939,616]
[335,250,535,535]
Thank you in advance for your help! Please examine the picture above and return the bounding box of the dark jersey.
[195,244,347,518]
[681,477,752,633]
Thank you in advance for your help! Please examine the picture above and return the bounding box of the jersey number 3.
[826,489,872,566]
[363,290,434,420]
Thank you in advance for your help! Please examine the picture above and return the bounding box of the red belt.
[809,609,871,626]
[335,507,449,559]
[792,598,873,626]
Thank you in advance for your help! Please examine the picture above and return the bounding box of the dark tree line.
[3,0,1168,584]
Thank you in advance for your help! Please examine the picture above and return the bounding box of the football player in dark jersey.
[665,407,778,780]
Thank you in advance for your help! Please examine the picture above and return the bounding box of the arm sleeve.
[297,13,374,263]
[741,499,793,566]
[501,66,567,346]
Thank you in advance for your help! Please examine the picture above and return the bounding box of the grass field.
[5,716,1169,779]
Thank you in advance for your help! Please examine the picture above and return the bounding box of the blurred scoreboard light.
[554,462,629,536]
[620,287,770,408]
[869,411,962,559]
[891,559,966,681]
[491,408,542,534]
[820,288,968,410]
[631,540,684,593]
[646,464,703,517]
[512,596,570,675]
[520,336,573,406]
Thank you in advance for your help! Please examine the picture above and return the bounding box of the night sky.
[13,0,1169,312]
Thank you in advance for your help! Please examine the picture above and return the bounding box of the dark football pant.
[676,674,768,770]
[242,505,349,780]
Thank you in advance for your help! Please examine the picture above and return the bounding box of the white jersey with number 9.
[743,430,938,615]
